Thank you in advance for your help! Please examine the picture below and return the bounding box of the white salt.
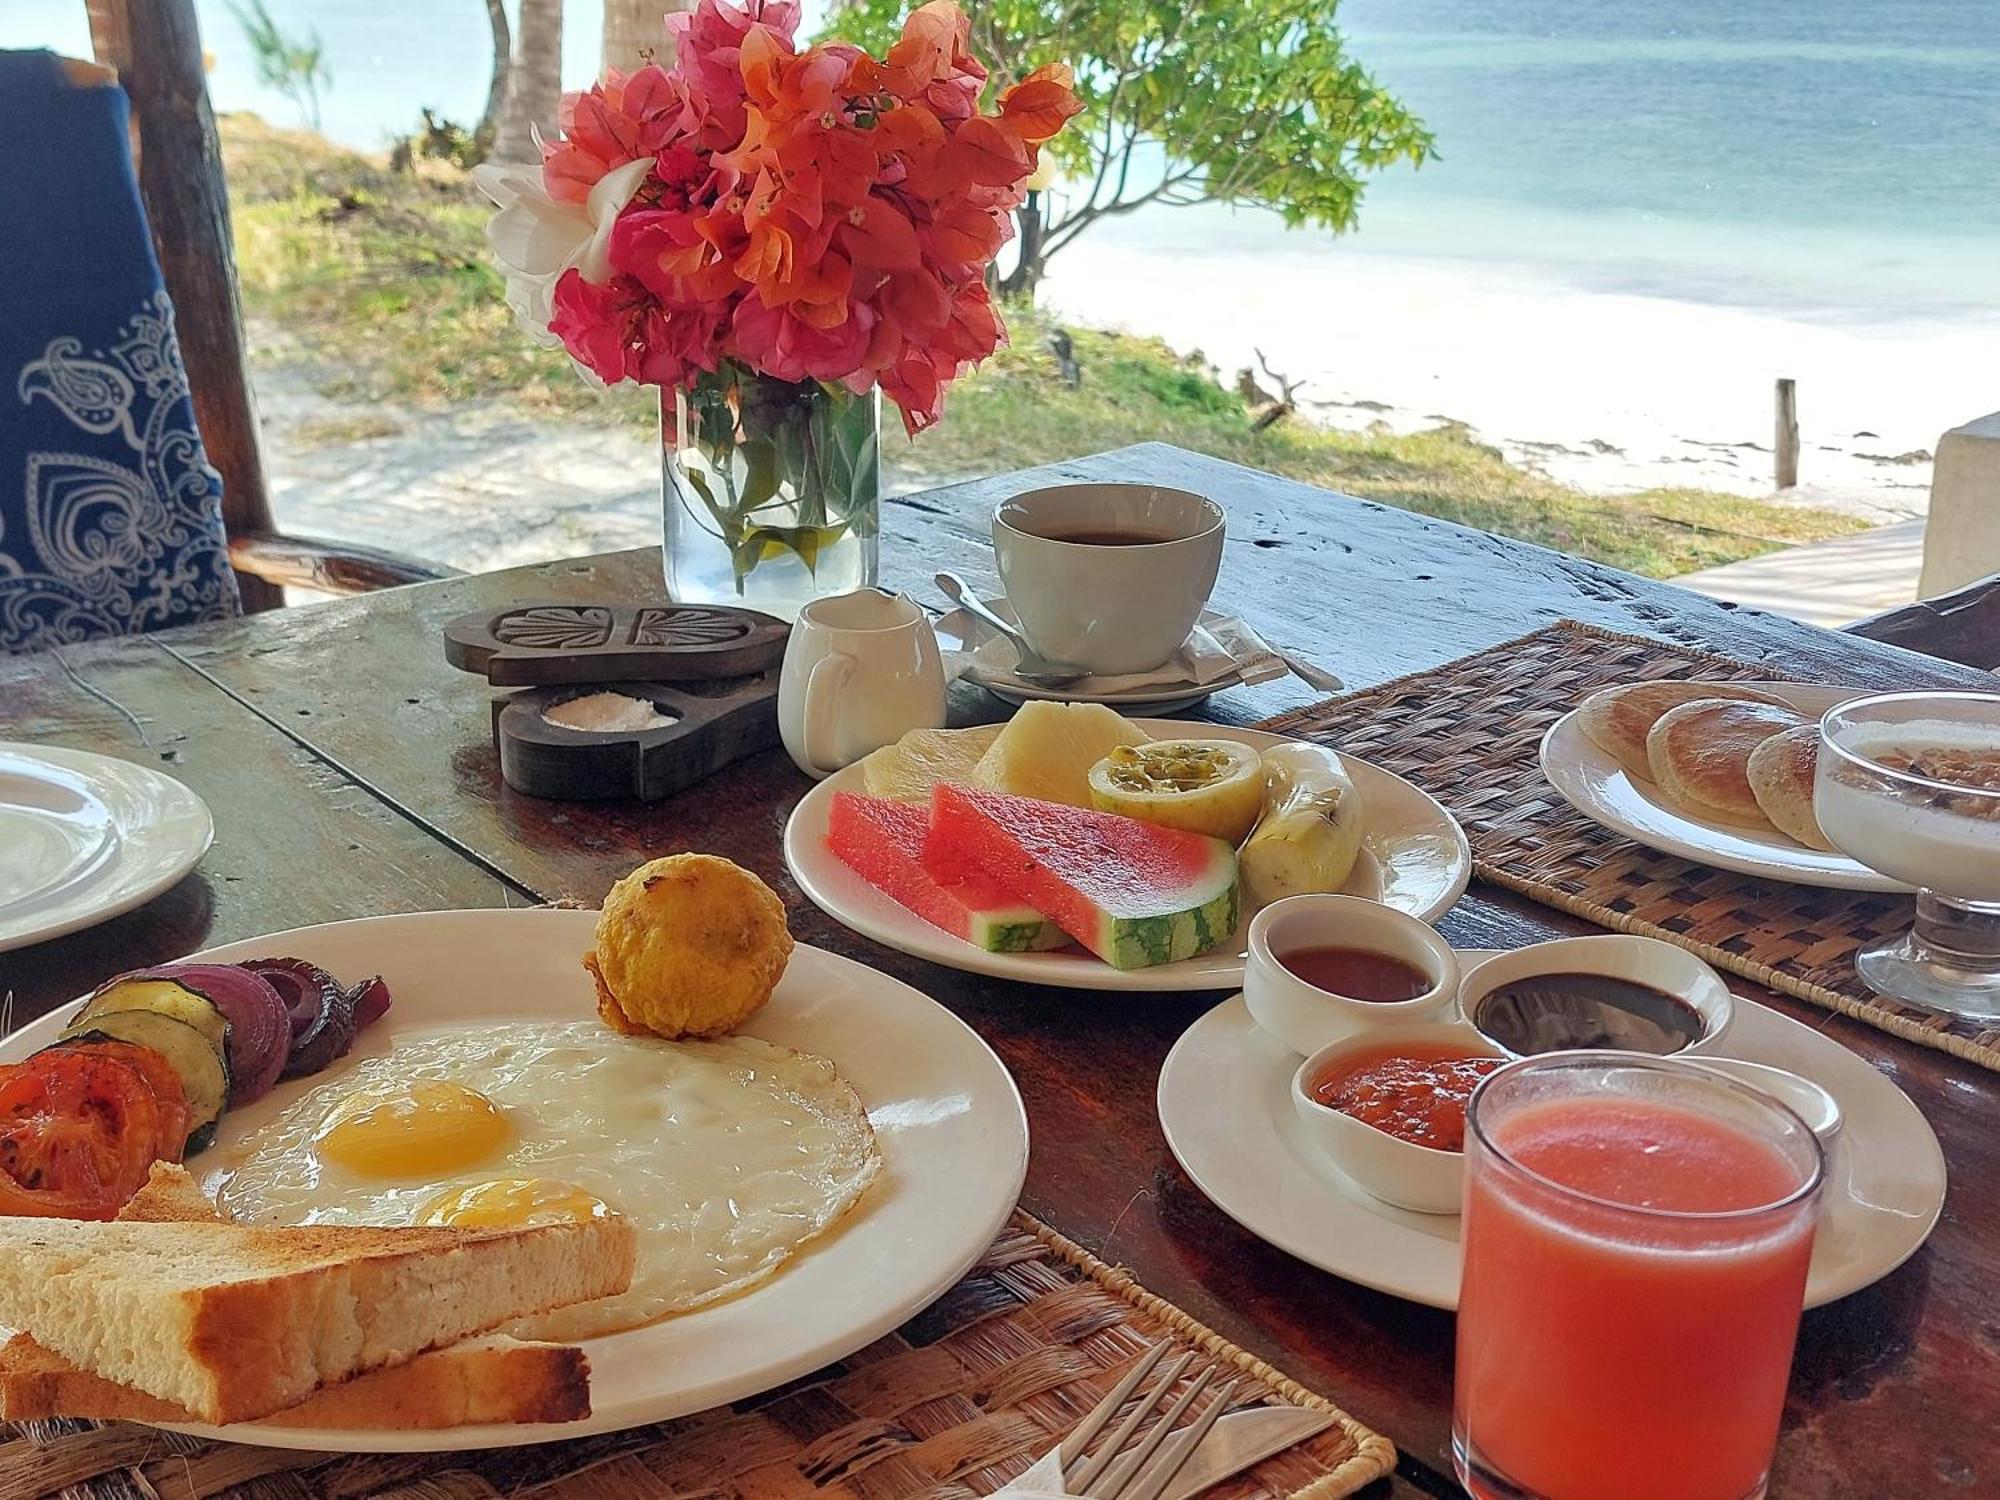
[542,692,679,733]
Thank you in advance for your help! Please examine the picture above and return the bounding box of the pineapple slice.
[972,702,1149,808]
[860,724,1004,803]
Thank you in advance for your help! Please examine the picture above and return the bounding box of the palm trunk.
[601,0,690,76]
[491,0,563,165]
[475,0,511,155]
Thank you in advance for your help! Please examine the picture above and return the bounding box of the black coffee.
[1034,527,1179,546]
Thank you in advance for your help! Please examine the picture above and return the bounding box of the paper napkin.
[993,1445,1069,1497]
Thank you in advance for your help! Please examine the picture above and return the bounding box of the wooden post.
[87,0,283,610]
[1775,377,1800,491]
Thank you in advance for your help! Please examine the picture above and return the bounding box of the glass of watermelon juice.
[1453,1052,1824,1500]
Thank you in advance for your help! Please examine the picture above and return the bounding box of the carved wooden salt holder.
[443,602,790,801]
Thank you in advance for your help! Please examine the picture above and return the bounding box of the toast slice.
[0,1198,634,1423]
[0,1165,597,1429]
[0,1331,590,1429]
[115,1160,232,1223]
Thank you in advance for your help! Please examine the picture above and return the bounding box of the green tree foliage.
[229,0,332,133]
[825,0,1433,293]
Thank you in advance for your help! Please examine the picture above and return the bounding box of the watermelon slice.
[827,792,1067,953]
[927,784,1239,970]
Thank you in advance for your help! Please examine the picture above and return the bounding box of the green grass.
[224,115,651,424]
[220,115,1866,579]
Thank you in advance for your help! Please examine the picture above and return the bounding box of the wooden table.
[3,443,1995,1499]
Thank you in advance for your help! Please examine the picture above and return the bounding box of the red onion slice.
[236,958,358,1080]
[127,963,288,1106]
[347,976,392,1031]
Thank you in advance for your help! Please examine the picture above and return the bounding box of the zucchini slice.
[72,978,230,1058]
[60,1014,229,1154]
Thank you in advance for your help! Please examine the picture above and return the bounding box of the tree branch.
[1074,59,1141,220]
[1042,160,1201,256]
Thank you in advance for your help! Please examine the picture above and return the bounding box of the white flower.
[471,155,656,345]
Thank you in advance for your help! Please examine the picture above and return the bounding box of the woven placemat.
[0,1213,1394,1500]
[1260,618,2000,1073]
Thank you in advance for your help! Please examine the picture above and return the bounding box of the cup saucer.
[936,595,1283,712]
[969,668,1244,714]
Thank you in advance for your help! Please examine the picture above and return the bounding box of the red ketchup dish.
[1290,1023,1506,1215]
[1308,1043,1504,1153]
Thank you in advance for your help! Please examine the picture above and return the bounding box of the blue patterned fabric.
[0,50,239,653]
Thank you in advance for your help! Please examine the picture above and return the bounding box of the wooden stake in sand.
[1776,377,1800,489]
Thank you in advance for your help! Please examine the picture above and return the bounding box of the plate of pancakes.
[1540,680,1907,891]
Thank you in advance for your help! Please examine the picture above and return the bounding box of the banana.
[1239,743,1365,904]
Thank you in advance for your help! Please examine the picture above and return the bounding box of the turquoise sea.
[8,0,1996,319]
[1335,0,2000,318]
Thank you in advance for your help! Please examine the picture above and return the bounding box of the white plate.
[1158,953,1946,1311]
[1539,682,1903,892]
[0,743,213,952]
[0,908,1028,1451]
[785,721,1472,991]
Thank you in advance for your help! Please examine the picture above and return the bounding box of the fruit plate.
[1539,681,1904,892]
[1157,953,1946,1311]
[784,720,1472,992]
[0,909,1029,1452]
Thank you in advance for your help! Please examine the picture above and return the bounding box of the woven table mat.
[1260,618,2000,1073]
[0,1213,1393,1500]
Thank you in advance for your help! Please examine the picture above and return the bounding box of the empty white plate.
[0,743,212,952]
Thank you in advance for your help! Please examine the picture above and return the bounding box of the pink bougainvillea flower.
[999,63,1085,145]
[542,64,690,204]
[550,267,726,388]
[730,292,874,383]
[548,268,648,381]
[490,0,1082,436]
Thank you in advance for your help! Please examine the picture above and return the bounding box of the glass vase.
[660,367,880,620]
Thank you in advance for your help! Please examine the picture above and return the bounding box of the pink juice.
[1455,1093,1818,1500]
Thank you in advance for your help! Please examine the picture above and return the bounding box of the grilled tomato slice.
[0,1050,166,1218]
[51,1038,191,1163]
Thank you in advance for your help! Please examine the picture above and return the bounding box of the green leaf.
[675,467,737,542]
[738,438,781,510]
[731,522,851,580]
[845,428,880,532]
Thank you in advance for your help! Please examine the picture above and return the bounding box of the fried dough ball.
[583,854,794,1040]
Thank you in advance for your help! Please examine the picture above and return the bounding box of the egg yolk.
[417,1177,613,1229]
[313,1080,512,1178]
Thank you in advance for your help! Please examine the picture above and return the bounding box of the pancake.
[1576,681,1789,782]
[1647,699,1807,827]
[1748,724,1836,851]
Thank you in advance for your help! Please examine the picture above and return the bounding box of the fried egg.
[212,1021,881,1340]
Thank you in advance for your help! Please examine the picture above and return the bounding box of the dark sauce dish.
[1459,935,1734,1061]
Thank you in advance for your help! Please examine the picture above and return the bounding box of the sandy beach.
[1043,238,1995,523]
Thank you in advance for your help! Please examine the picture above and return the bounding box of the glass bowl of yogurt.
[1815,690,2000,1019]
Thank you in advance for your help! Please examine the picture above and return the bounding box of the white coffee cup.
[779,589,946,779]
[992,483,1225,675]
